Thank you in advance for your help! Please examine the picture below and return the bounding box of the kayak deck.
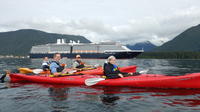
[19,65,137,75]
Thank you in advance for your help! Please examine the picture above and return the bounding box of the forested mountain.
[0,29,91,55]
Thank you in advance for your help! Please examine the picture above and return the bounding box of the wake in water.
[0,83,8,90]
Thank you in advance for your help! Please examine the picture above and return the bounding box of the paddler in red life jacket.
[103,56,136,79]
[50,53,67,76]
[72,55,92,70]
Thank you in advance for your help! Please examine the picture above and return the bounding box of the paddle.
[85,78,105,86]
[18,68,33,74]
[19,68,44,74]
[0,73,7,83]
[0,70,11,83]
[32,69,43,74]
[85,69,149,86]
[77,64,101,71]
[19,66,97,74]
[77,66,98,71]
[139,69,149,74]
[49,73,84,77]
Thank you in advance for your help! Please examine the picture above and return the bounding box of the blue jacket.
[50,61,64,73]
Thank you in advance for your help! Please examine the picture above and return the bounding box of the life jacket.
[75,60,85,68]
[42,61,50,71]
[112,64,119,72]
[103,62,108,75]
[51,61,64,72]
[103,62,121,79]
[103,62,119,75]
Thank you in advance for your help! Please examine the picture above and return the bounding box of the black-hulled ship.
[30,39,143,59]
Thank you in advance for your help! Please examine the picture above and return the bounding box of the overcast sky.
[1,0,200,45]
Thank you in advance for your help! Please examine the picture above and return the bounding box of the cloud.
[0,7,200,46]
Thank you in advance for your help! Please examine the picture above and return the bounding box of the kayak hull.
[97,73,200,89]
[10,74,94,85]
[9,73,200,89]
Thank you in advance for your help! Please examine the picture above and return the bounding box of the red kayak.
[78,65,137,75]
[9,73,200,89]
[19,65,137,75]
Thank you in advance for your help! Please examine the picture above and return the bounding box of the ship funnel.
[61,39,65,44]
[57,39,61,44]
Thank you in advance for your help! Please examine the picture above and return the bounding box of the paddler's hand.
[61,64,67,67]
[77,69,82,72]
[128,73,133,75]
[118,73,124,78]
[54,73,60,76]
[61,69,69,74]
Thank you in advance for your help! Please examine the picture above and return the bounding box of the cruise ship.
[30,39,143,59]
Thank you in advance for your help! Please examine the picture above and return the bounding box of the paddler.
[50,53,67,76]
[42,57,50,71]
[72,55,92,70]
[103,56,139,79]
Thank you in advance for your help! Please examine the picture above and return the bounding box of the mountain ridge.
[0,29,91,55]
[154,24,200,52]
[127,41,157,52]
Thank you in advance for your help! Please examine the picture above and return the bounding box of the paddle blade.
[139,69,149,74]
[94,64,100,67]
[32,69,43,74]
[68,70,77,74]
[85,78,105,86]
[49,73,84,77]
[18,68,33,74]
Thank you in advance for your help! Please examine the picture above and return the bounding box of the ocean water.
[1,58,200,112]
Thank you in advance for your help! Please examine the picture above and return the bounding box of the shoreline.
[2,51,200,59]
[0,55,29,59]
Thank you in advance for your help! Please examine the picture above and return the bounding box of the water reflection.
[100,94,120,106]
[48,86,70,112]
[164,98,200,107]
[0,82,9,90]
[48,87,69,101]
[3,83,200,111]
[95,86,200,108]
[100,87,120,106]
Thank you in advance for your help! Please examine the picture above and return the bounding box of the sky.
[0,0,200,45]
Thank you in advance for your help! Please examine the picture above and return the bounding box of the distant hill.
[0,29,91,56]
[154,24,200,52]
[127,41,157,52]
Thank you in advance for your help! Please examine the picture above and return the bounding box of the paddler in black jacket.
[104,56,135,79]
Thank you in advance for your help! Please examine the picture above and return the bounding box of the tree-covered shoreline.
[138,52,200,59]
